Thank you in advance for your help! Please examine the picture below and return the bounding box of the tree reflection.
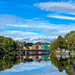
[0,55,21,71]
[0,53,75,75]
[50,56,75,75]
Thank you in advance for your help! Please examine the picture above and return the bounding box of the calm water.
[0,55,75,75]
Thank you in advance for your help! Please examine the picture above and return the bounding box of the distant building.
[48,45,51,48]
[32,45,36,49]
[43,44,50,49]
[24,43,33,46]
[43,44,50,60]
[56,47,61,54]
[36,45,39,54]
[38,45,41,49]
[23,43,33,49]
[62,49,65,53]
[38,45,43,54]
[41,45,43,49]
[36,45,39,49]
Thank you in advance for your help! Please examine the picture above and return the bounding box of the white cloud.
[47,15,75,20]
[0,14,75,43]
[9,23,75,36]
[0,30,39,36]
[19,36,57,43]
[7,23,75,32]
[0,14,25,24]
[43,25,75,35]
[34,2,75,14]
[0,30,57,43]
[28,36,57,43]
[7,31,38,35]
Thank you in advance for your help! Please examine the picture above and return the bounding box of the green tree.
[64,31,75,50]
[50,35,65,50]
[0,36,5,56]
[3,37,14,53]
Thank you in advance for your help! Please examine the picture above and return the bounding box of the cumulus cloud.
[34,2,75,14]
[22,36,57,43]
[0,14,75,43]
[0,29,57,43]
[0,14,57,43]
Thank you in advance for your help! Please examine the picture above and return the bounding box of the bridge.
[16,48,50,56]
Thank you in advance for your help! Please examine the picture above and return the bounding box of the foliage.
[3,37,14,52]
[0,36,21,57]
[50,56,74,75]
[50,35,66,50]
[22,41,26,46]
[34,42,50,45]
[50,31,75,51]
[64,31,75,50]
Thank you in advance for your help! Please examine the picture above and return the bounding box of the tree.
[50,35,65,50]
[64,31,75,50]
[3,37,14,53]
[0,36,5,56]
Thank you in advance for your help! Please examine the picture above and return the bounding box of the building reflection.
[50,51,75,75]
[19,55,50,63]
[17,55,50,63]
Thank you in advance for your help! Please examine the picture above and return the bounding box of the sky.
[0,61,67,75]
[0,0,75,43]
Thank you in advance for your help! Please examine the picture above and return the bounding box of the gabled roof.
[44,44,50,49]
[24,43,33,46]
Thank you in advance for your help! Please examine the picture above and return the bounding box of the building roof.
[24,43,33,46]
[44,44,50,49]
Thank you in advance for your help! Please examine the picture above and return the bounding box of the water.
[0,55,74,75]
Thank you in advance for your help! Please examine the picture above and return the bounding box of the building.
[23,43,33,54]
[36,45,39,49]
[56,47,61,54]
[32,45,36,49]
[23,43,33,49]
[41,45,43,49]
[43,44,50,60]
[43,44,50,49]
[48,45,51,48]
[38,45,41,49]
[36,45,39,54]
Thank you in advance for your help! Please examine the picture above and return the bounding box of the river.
[0,55,74,75]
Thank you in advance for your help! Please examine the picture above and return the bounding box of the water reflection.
[22,55,50,62]
[51,55,75,75]
[0,54,75,75]
[0,59,66,75]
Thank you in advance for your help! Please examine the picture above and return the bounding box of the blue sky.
[0,0,75,43]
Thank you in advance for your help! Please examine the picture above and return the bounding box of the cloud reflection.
[0,60,67,75]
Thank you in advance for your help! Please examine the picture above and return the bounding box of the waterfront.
[0,0,75,74]
[0,54,75,75]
